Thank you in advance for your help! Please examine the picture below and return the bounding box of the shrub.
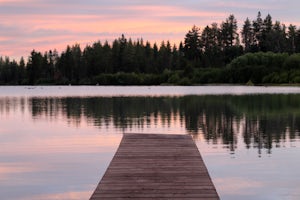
[292,76,300,83]
[143,74,164,85]
[167,73,180,84]
[289,70,300,83]
[192,68,225,84]
[93,74,116,85]
[229,52,288,69]
[283,54,300,70]
[115,72,143,85]
[179,77,192,85]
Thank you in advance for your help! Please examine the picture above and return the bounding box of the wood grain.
[90,133,219,200]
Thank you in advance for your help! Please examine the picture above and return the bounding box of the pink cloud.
[1,1,300,60]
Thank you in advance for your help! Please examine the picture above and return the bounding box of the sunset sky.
[0,0,300,60]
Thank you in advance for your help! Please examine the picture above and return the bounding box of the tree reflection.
[1,94,300,153]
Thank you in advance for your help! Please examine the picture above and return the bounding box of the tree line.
[1,12,300,85]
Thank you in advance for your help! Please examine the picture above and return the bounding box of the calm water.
[1,86,300,200]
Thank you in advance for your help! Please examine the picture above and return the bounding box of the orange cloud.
[1,1,300,60]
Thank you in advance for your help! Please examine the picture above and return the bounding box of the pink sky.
[0,0,300,60]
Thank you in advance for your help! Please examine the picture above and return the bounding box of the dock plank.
[90,133,219,200]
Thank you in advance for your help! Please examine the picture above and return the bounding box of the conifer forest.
[1,12,300,85]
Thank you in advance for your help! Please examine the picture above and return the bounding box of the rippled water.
[1,86,300,200]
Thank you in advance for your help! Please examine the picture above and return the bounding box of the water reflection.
[1,95,300,154]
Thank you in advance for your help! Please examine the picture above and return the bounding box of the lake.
[1,86,300,200]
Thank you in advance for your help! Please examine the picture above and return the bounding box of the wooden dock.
[90,133,219,199]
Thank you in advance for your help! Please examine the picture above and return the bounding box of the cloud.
[0,0,300,59]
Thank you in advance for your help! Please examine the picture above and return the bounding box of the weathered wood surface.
[90,133,219,199]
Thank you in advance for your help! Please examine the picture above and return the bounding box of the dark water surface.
[1,86,300,200]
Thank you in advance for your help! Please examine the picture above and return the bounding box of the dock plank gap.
[90,133,220,199]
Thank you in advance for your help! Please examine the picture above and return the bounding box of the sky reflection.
[27,191,91,200]
[196,131,300,200]
[1,88,300,199]
[0,104,121,200]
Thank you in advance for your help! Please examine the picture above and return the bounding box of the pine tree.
[288,24,297,53]
[242,18,254,52]
[27,50,43,85]
[184,25,202,61]
[252,11,263,51]
[221,14,239,48]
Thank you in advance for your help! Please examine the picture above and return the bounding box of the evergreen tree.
[178,42,187,70]
[221,15,242,64]
[119,34,127,72]
[252,11,263,51]
[71,44,83,83]
[57,45,76,83]
[260,14,273,51]
[92,41,104,75]
[221,14,239,48]
[296,29,300,53]
[111,39,121,73]
[272,21,287,52]
[158,41,172,71]
[242,18,255,52]
[184,25,202,61]
[135,39,146,73]
[171,44,179,70]
[27,50,44,85]
[152,43,159,73]
[19,57,26,83]
[102,41,113,73]
[287,25,297,53]
[122,38,136,72]
[144,41,154,73]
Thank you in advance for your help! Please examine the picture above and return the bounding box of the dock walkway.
[90,133,219,199]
